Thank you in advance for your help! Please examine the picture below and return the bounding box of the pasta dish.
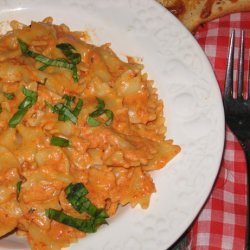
[0,17,180,249]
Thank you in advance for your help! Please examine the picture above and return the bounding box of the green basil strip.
[72,65,79,82]
[18,96,33,109]
[50,103,64,113]
[62,94,76,107]
[72,99,83,117]
[32,53,74,69]
[16,181,22,199]
[64,183,108,220]
[45,209,98,233]
[56,43,75,51]
[48,103,77,124]
[0,104,2,113]
[18,39,79,82]
[56,43,81,65]
[38,64,49,71]
[46,184,108,233]
[87,98,113,127]
[19,39,71,68]
[65,183,88,200]
[8,110,25,128]
[86,98,105,127]
[96,98,105,110]
[47,97,83,123]
[86,116,100,127]
[18,87,37,110]
[18,38,29,53]
[3,92,15,100]
[50,136,70,147]
[104,109,114,126]
[22,86,38,100]
[9,108,29,128]
[89,108,105,118]
[58,105,77,123]
[70,54,81,65]
[56,43,81,82]
[8,87,38,128]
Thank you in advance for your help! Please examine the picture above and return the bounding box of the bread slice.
[158,0,250,32]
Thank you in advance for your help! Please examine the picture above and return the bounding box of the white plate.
[0,0,225,249]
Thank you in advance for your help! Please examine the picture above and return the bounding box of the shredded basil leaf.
[96,98,105,110]
[56,43,75,51]
[50,136,70,147]
[38,64,49,71]
[58,106,77,123]
[3,92,15,100]
[46,96,83,124]
[104,109,114,126]
[89,108,105,118]
[18,98,31,109]
[18,38,29,54]
[47,102,77,123]
[18,38,74,69]
[45,209,98,233]
[56,104,78,123]
[64,183,108,220]
[56,43,81,65]
[16,181,22,199]
[8,87,37,128]
[0,104,2,113]
[72,99,84,117]
[22,86,37,98]
[87,98,114,127]
[18,39,80,82]
[86,115,100,127]
[46,183,108,233]
[18,87,37,109]
[71,65,79,82]
[8,108,29,128]
[65,183,88,201]
[56,43,81,82]
[63,94,76,107]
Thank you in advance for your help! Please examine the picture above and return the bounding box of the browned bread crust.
[158,0,250,32]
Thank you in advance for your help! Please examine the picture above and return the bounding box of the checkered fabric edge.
[187,12,250,250]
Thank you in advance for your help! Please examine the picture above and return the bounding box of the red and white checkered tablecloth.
[187,12,250,250]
